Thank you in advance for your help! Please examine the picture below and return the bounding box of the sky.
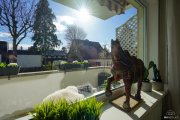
[0,0,137,50]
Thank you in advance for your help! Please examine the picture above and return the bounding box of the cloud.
[54,16,75,34]
[53,22,67,34]
[0,32,11,38]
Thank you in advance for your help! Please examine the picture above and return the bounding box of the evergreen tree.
[32,0,61,52]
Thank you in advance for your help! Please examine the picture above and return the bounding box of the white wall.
[0,68,110,119]
[166,0,180,117]
[17,55,42,68]
[146,0,159,65]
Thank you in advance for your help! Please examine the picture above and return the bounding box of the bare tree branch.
[64,24,87,44]
[0,0,36,55]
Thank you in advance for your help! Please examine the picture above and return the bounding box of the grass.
[31,97,104,120]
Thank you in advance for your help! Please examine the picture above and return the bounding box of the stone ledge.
[100,90,167,120]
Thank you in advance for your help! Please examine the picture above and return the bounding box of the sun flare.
[78,8,90,22]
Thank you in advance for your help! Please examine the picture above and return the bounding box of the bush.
[42,65,52,71]
[0,62,7,68]
[59,61,90,70]
[32,98,104,120]
[7,63,18,67]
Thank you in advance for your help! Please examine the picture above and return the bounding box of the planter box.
[59,63,90,70]
[0,66,20,76]
[82,63,90,69]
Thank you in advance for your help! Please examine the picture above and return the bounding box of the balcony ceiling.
[53,0,131,20]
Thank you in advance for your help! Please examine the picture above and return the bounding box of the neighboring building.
[68,39,103,61]
[116,15,137,56]
[0,41,8,63]
[8,50,42,68]
[43,50,67,64]
[7,50,68,67]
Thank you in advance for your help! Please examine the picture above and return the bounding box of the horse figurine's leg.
[135,79,142,100]
[122,72,132,110]
[135,62,144,100]
[105,75,114,96]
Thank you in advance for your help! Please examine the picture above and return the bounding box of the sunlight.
[77,8,90,22]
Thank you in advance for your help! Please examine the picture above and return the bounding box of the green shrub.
[7,63,18,67]
[32,98,104,120]
[60,61,90,70]
[0,62,7,68]
[42,65,52,71]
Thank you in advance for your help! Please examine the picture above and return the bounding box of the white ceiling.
[53,0,131,20]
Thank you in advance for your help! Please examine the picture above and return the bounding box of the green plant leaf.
[148,61,154,70]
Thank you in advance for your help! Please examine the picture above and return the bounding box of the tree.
[0,7,2,15]
[64,24,87,46]
[32,0,61,53]
[64,24,87,61]
[61,47,67,53]
[0,0,36,57]
[99,45,111,59]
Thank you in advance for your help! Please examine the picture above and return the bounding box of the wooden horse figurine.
[105,39,145,111]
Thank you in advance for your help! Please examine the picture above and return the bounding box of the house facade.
[68,39,103,61]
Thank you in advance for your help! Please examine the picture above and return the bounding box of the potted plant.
[151,61,164,91]
[141,61,154,92]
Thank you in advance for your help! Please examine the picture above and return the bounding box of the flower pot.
[141,82,152,92]
[152,81,164,91]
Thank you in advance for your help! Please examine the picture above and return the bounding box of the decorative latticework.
[116,15,137,56]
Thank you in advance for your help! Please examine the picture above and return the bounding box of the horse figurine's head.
[111,39,121,61]
[111,39,120,49]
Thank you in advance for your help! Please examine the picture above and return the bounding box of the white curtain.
[166,0,180,117]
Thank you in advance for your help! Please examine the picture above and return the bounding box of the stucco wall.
[17,55,42,68]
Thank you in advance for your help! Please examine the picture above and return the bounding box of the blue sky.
[0,0,137,50]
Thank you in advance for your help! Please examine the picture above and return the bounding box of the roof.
[69,39,103,60]
[8,50,67,56]
[77,39,102,52]
[8,50,41,55]
[45,50,67,56]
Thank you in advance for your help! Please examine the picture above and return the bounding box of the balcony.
[0,67,167,120]
[0,0,180,119]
